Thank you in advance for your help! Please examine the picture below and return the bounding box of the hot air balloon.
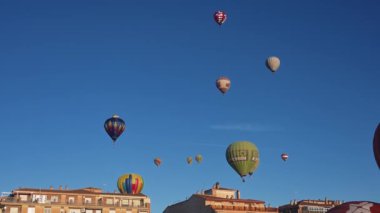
[327,201,380,213]
[266,56,281,73]
[226,141,259,182]
[214,11,227,26]
[373,123,380,169]
[154,158,161,167]
[117,173,144,195]
[281,153,288,161]
[104,115,126,143]
[195,154,203,163]
[187,156,193,164]
[216,76,231,94]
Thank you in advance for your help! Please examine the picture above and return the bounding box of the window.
[106,199,113,205]
[84,198,92,204]
[109,210,115,213]
[20,195,28,201]
[44,208,51,213]
[27,208,35,213]
[51,196,59,202]
[10,208,19,213]
[68,197,75,204]
[121,200,129,206]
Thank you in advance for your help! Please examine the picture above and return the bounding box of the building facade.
[0,187,150,213]
[278,199,343,213]
[164,182,278,213]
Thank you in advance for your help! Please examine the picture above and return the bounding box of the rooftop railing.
[0,197,149,209]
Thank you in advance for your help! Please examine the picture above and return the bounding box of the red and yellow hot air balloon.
[373,123,380,169]
[214,11,227,25]
[281,153,288,162]
[117,173,144,195]
[104,115,126,144]
[216,76,231,94]
[154,157,161,167]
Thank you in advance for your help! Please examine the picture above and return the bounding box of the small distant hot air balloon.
[281,153,288,162]
[104,115,126,143]
[373,123,380,169]
[327,201,380,213]
[216,76,231,94]
[117,173,144,195]
[214,11,227,26]
[195,154,203,163]
[226,141,259,182]
[154,158,161,167]
[187,156,193,164]
[266,56,281,73]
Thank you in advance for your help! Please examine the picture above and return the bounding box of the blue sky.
[1,0,379,212]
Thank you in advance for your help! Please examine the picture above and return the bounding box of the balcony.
[0,197,149,209]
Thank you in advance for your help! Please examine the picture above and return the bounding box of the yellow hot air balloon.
[195,154,203,163]
[266,56,280,73]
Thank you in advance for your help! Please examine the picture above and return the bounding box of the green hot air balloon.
[226,141,259,182]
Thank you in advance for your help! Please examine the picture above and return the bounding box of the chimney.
[59,185,62,190]
[236,190,240,199]
[50,186,53,190]
[215,182,220,189]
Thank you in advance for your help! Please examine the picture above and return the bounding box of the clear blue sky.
[1,0,379,212]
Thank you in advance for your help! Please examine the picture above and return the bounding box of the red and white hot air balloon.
[281,153,288,161]
[216,76,231,94]
[214,11,227,26]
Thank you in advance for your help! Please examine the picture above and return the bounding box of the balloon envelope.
[104,115,126,143]
[216,76,231,94]
[281,153,288,161]
[154,158,161,167]
[226,141,259,180]
[374,123,380,169]
[195,154,203,163]
[187,156,193,164]
[266,56,281,72]
[214,11,227,25]
[117,173,144,194]
[327,201,380,213]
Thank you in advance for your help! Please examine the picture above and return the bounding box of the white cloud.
[210,123,281,132]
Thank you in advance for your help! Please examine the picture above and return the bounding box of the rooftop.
[12,187,147,197]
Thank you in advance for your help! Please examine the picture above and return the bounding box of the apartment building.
[163,182,278,213]
[278,199,342,213]
[0,186,150,213]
